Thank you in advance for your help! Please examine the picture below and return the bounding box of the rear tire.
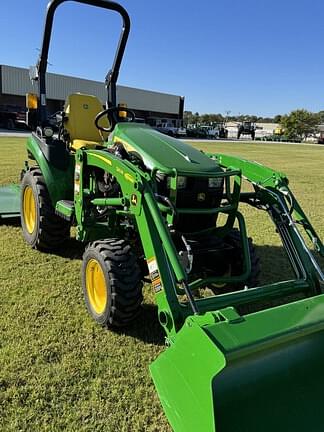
[21,167,70,250]
[82,239,143,328]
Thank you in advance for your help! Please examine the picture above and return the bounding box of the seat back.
[64,93,109,148]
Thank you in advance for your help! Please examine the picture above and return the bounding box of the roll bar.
[34,0,130,125]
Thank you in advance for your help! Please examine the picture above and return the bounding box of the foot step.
[55,200,74,221]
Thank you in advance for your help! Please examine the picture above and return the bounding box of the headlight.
[43,126,54,138]
[208,177,223,188]
[167,176,187,189]
[177,176,187,189]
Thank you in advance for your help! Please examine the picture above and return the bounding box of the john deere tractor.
[3,1,324,431]
[237,120,256,140]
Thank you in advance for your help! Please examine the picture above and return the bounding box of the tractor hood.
[111,123,220,174]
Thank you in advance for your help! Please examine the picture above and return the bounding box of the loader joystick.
[95,106,135,132]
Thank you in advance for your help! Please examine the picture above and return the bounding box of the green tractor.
[2,1,324,431]
[237,120,256,140]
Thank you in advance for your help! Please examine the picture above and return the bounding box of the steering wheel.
[95,107,136,132]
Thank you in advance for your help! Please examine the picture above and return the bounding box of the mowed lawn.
[0,136,323,431]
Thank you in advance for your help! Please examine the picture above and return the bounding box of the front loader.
[2,0,324,431]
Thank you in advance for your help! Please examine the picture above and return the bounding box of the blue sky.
[1,0,324,117]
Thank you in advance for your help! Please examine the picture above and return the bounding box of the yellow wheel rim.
[86,258,107,314]
[23,186,36,234]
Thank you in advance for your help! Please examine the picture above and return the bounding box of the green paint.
[13,123,324,431]
[26,136,75,205]
[0,184,20,218]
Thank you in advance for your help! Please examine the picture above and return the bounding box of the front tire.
[21,167,70,250]
[82,239,143,328]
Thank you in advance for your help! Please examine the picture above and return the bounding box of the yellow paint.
[118,102,127,119]
[131,194,138,205]
[116,166,124,174]
[88,152,134,182]
[23,186,36,234]
[124,173,135,183]
[26,93,38,109]
[72,139,100,150]
[86,258,107,314]
[88,152,112,166]
[64,93,109,149]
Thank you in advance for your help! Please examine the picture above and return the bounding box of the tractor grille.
[176,177,223,209]
[176,176,224,233]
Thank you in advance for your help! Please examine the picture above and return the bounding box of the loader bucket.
[0,184,20,220]
[150,295,324,432]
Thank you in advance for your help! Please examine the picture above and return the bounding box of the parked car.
[0,105,28,130]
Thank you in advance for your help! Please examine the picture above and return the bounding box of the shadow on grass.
[52,237,84,260]
[255,244,323,285]
[0,218,85,259]
[0,216,21,226]
[116,244,321,346]
[254,244,295,285]
[117,303,165,346]
[52,241,303,283]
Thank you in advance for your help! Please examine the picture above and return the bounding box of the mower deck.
[0,184,20,220]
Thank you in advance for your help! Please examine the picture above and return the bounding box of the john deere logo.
[197,192,206,202]
[131,194,138,205]
[83,104,89,109]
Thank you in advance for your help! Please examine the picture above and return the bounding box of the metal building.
[0,65,184,124]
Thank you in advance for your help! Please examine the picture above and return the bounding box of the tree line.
[184,109,324,141]
[184,111,282,125]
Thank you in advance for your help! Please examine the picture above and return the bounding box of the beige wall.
[1,65,181,115]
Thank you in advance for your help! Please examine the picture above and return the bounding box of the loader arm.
[212,152,324,257]
[75,148,191,335]
[76,147,258,336]
[76,147,251,336]
[76,145,324,343]
[151,152,324,432]
[206,153,324,290]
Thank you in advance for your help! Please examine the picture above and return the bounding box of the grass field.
[0,137,323,431]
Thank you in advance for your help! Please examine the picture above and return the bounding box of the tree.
[201,114,211,124]
[280,109,320,141]
[210,113,224,123]
[317,111,324,124]
[184,111,201,126]
[194,112,200,125]
[183,111,194,126]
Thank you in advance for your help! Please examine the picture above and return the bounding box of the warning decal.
[147,257,163,292]
[74,163,81,193]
